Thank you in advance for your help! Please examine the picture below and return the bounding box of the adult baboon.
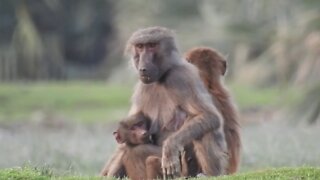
[101,27,228,178]
[185,47,241,174]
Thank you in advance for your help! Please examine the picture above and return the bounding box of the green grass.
[0,167,50,180]
[229,83,303,109]
[1,167,319,180]
[0,82,303,123]
[215,167,320,180]
[0,167,97,180]
[0,82,132,123]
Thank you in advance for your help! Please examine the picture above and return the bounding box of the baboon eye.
[136,44,143,49]
[135,121,144,127]
[148,43,157,48]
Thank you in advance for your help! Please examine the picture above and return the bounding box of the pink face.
[113,120,150,145]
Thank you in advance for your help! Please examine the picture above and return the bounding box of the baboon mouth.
[142,76,150,80]
[140,75,152,82]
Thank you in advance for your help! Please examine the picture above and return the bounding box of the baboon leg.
[146,156,162,179]
[193,133,228,176]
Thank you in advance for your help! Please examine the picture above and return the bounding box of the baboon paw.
[161,155,181,178]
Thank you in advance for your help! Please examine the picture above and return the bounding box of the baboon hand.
[161,141,182,178]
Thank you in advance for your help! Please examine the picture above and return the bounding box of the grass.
[0,167,49,180]
[0,82,132,123]
[1,167,319,180]
[0,81,303,123]
[0,82,317,179]
[1,120,319,176]
[229,83,303,110]
[215,167,320,180]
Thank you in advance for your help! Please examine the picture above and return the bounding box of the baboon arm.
[161,111,222,175]
[167,113,221,146]
[166,68,223,146]
[162,67,225,177]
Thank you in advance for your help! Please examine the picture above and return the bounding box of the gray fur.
[101,27,228,178]
[128,27,228,176]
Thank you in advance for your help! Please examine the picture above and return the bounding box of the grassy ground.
[0,82,132,123]
[1,120,319,176]
[0,82,302,123]
[0,82,315,179]
[217,167,320,180]
[1,167,319,179]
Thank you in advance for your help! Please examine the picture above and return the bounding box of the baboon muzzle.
[138,51,157,84]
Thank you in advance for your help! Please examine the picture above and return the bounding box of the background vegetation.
[0,0,320,178]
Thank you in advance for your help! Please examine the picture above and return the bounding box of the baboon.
[113,113,162,180]
[185,47,241,174]
[101,27,228,178]
[113,113,192,179]
[113,112,153,146]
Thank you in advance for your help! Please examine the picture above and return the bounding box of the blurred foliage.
[0,0,116,80]
[113,0,320,123]
[0,0,320,122]
[294,85,320,124]
[1,1,320,175]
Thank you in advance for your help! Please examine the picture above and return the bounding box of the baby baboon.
[185,47,241,174]
[114,113,153,146]
[113,113,162,180]
[114,113,193,179]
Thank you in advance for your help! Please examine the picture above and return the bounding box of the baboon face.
[114,115,151,145]
[126,27,179,84]
[133,42,161,84]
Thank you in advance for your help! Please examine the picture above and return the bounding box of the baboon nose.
[139,68,147,73]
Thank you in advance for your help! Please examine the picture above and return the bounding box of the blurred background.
[0,0,320,176]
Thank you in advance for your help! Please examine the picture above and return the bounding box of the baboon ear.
[113,131,124,144]
[221,60,227,76]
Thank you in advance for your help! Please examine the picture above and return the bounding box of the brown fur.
[113,113,194,179]
[121,144,162,180]
[101,27,228,178]
[113,113,152,146]
[113,113,162,180]
[185,47,241,174]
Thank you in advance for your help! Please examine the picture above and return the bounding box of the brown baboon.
[113,113,197,179]
[185,47,241,174]
[113,113,192,179]
[101,27,228,178]
[113,113,153,146]
[112,113,162,180]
